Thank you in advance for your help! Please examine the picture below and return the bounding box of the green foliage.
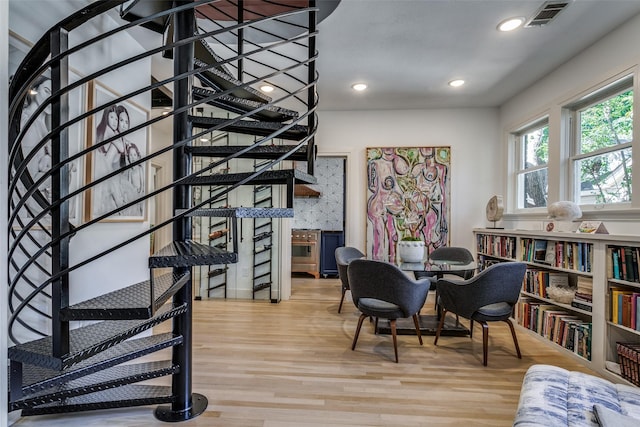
[578,89,633,203]
[401,236,422,241]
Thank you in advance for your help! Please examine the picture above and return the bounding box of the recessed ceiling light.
[200,137,209,142]
[448,79,465,88]
[29,89,38,95]
[161,111,170,115]
[497,17,525,32]
[260,84,274,93]
[351,83,367,91]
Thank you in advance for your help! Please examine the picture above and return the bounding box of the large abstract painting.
[366,147,451,260]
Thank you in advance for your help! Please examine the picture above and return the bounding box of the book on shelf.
[610,288,640,329]
[576,276,593,293]
[574,291,593,303]
[571,299,593,312]
[533,239,548,263]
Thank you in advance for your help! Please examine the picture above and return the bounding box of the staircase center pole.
[154,1,207,421]
[50,27,71,358]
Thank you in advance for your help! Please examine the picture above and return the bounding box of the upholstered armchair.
[434,262,527,366]
[334,246,365,313]
[347,259,431,363]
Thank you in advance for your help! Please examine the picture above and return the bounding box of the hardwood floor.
[11,276,597,427]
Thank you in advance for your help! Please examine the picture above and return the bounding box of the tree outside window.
[517,123,549,209]
[573,88,633,205]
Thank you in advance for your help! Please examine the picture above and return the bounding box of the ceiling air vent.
[525,1,570,27]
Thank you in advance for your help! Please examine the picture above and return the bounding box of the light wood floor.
[11,276,598,427]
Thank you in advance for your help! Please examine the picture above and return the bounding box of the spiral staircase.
[7,0,329,421]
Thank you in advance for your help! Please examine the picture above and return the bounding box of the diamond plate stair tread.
[188,144,308,161]
[8,304,188,371]
[149,240,237,268]
[21,384,174,416]
[13,360,177,410]
[195,37,235,79]
[188,115,308,141]
[19,333,182,396]
[175,207,293,218]
[192,87,297,122]
[61,271,189,320]
[184,169,317,186]
[194,58,269,104]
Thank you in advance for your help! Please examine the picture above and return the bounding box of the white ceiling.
[9,0,640,111]
[316,0,640,110]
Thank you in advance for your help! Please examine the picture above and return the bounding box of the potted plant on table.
[397,236,425,263]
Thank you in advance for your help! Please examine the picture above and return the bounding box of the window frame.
[566,75,634,207]
[513,117,550,210]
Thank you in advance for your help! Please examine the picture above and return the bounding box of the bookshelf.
[474,228,640,386]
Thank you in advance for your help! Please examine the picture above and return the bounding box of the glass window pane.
[579,89,633,155]
[522,168,548,208]
[576,147,632,204]
[523,126,549,168]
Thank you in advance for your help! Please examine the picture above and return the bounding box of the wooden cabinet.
[320,231,344,278]
[474,228,640,385]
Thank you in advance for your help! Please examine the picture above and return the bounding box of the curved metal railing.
[8,0,318,345]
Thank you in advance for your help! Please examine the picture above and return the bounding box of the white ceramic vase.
[397,240,425,263]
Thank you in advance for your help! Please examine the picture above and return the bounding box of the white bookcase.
[474,228,640,386]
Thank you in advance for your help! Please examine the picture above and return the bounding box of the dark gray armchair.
[434,262,527,366]
[416,246,475,309]
[347,259,431,363]
[335,246,365,313]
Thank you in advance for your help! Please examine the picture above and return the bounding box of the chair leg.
[412,314,423,345]
[434,309,447,345]
[338,288,346,313]
[390,319,398,363]
[469,319,474,339]
[352,313,367,351]
[481,321,489,366]
[374,317,379,334]
[504,319,522,359]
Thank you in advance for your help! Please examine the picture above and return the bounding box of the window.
[568,76,633,205]
[515,120,549,209]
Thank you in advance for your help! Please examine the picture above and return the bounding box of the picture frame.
[86,80,148,222]
[67,69,88,227]
[365,146,451,261]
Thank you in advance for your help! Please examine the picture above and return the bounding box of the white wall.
[8,2,151,326]
[316,108,500,254]
[499,12,640,236]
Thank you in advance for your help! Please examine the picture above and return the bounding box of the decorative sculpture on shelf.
[546,201,582,232]
[485,195,504,229]
[547,201,582,221]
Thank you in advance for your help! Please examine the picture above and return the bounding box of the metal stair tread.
[188,115,308,141]
[8,304,188,371]
[61,271,190,320]
[21,384,173,416]
[194,58,270,104]
[184,169,317,186]
[175,207,293,218]
[18,333,182,396]
[192,87,297,122]
[119,0,173,33]
[149,239,237,268]
[187,143,309,161]
[12,360,177,410]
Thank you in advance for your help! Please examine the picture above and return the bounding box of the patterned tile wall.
[293,157,344,231]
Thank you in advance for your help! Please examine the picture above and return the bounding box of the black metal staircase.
[7,0,325,421]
